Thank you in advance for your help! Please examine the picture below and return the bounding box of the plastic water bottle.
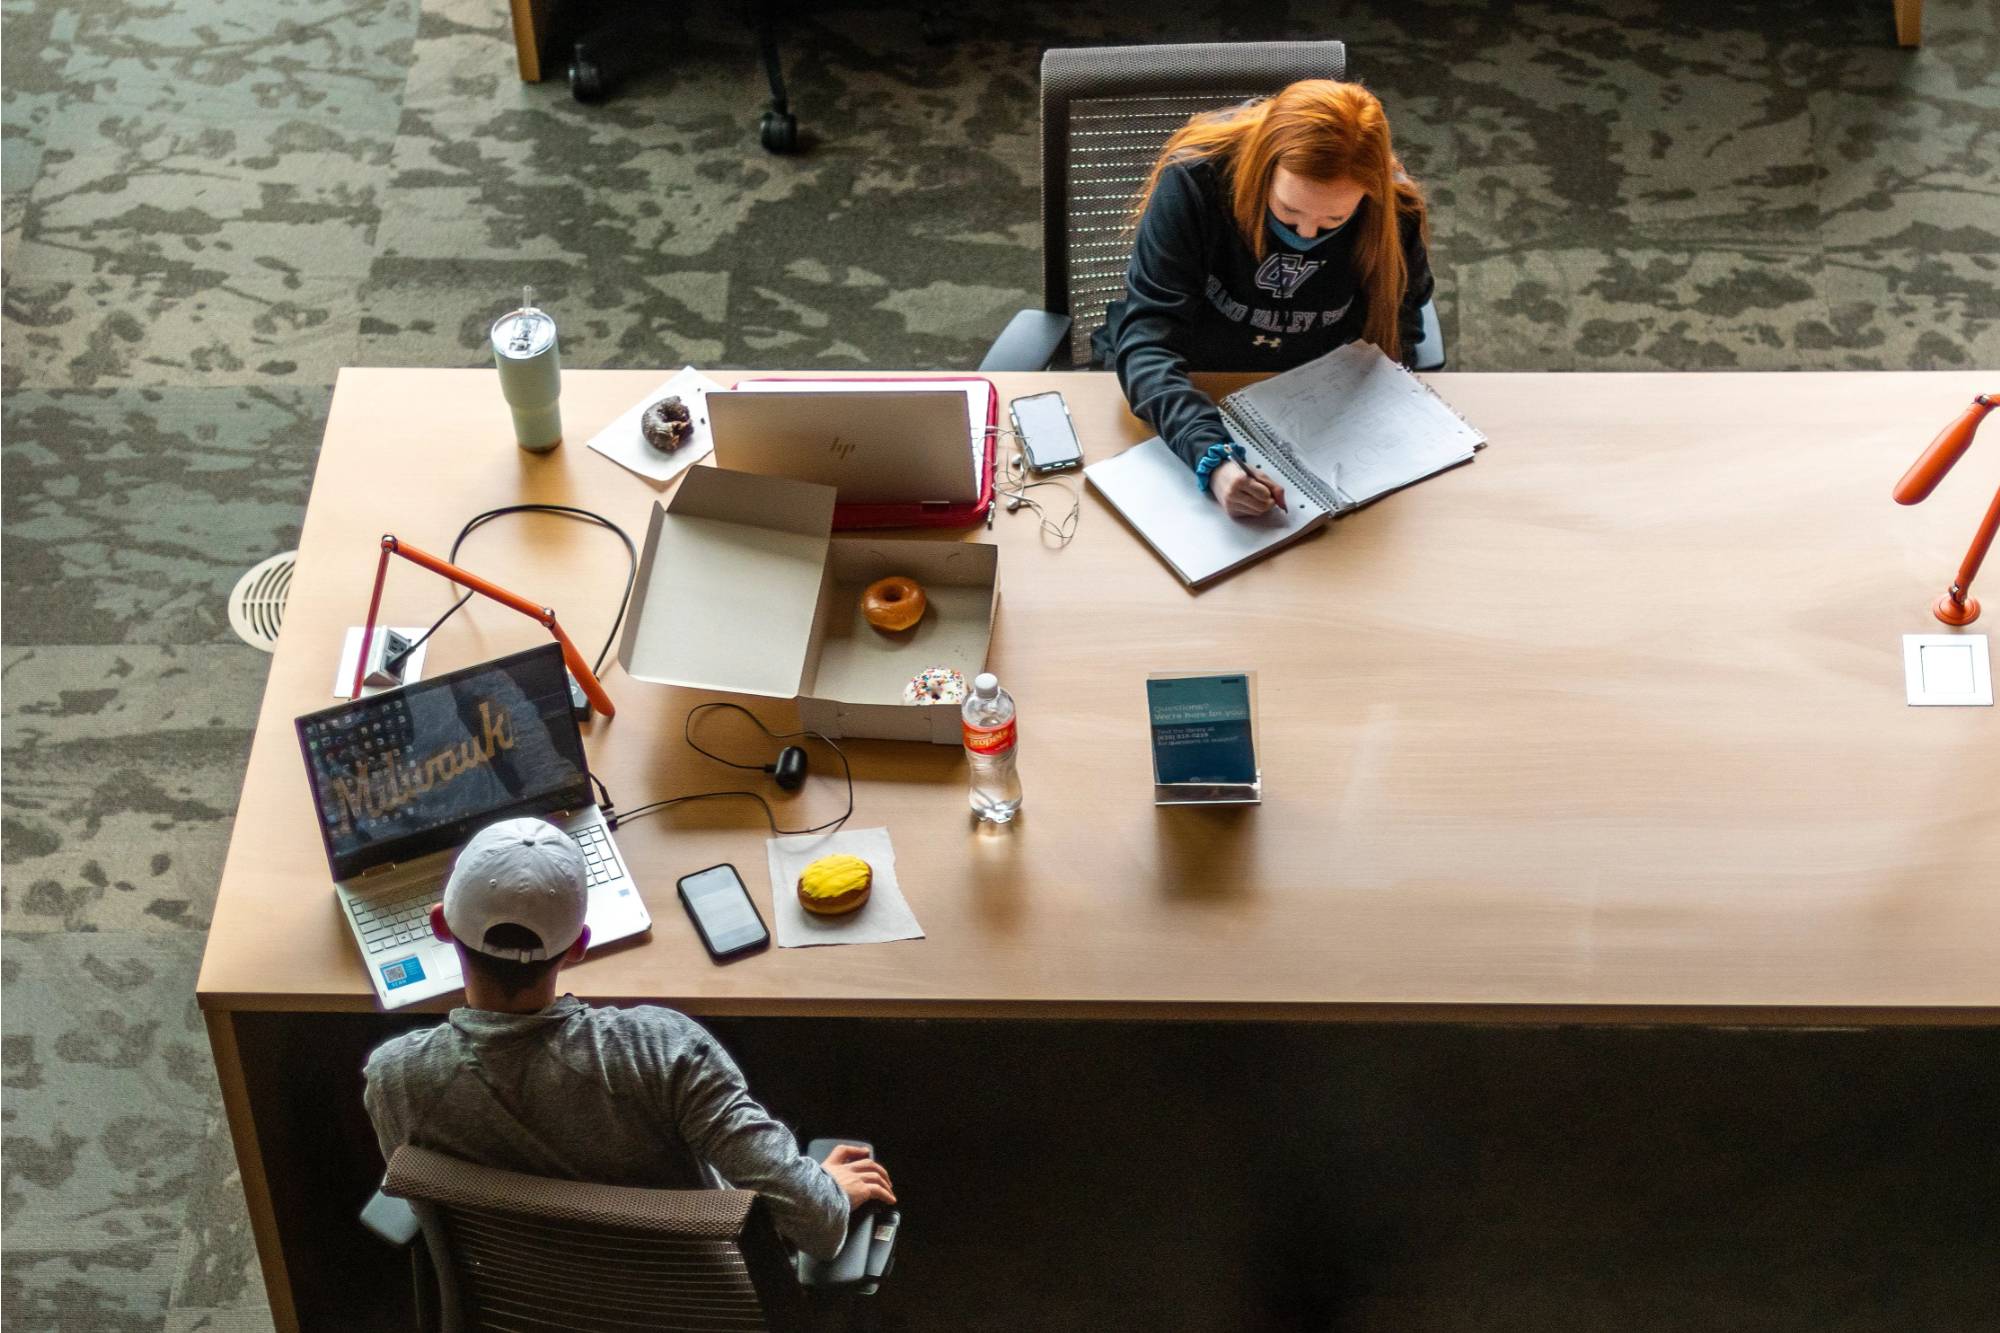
[962,672,1023,823]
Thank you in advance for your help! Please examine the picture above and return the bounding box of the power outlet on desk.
[333,626,430,700]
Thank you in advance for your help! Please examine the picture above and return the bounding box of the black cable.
[681,702,801,771]
[396,590,474,674]
[386,505,637,677]
[611,703,855,837]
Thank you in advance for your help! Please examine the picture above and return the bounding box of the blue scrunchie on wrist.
[1194,441,1247,493]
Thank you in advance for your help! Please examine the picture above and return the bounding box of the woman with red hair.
[1095,80,1434,519]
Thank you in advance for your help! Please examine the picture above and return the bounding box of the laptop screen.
[295,643,591,881]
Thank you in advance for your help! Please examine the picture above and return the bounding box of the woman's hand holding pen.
[1210,459,1288,519]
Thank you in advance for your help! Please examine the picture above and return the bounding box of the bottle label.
[963,719,1016,756]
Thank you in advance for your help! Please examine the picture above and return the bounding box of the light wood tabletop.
[196,368,2000,1023]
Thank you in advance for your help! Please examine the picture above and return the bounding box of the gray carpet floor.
[3,0,1997,1327]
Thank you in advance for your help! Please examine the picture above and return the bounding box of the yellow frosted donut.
[797,854,872,916]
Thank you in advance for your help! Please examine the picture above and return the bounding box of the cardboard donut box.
[617,466,999,745]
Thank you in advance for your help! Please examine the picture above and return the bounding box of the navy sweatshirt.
[1092,157,1434,472]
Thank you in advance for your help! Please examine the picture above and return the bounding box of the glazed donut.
[797,854,872,916]
[861,576,927,632]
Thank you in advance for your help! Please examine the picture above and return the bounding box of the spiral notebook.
[1086,344,1485,588]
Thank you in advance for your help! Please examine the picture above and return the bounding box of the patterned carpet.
[3,0,1997,1327]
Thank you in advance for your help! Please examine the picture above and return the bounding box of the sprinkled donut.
[902,665,968,705]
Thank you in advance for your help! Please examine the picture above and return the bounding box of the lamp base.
[1933,592,1981,626]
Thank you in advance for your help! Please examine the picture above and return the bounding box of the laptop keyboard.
[573,822,627,889]
[352,887,437,955]
[351,821,624,956]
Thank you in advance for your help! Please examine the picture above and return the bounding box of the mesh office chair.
[980,41,1445,373]
[368,1145,894,1332]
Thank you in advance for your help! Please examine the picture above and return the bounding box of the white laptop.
[707,384,980,505]
[295,643,651,1009]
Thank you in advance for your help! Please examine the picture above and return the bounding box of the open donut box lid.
[618,466,1000,745]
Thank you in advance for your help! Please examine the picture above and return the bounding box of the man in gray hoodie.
[362,817,894,1259]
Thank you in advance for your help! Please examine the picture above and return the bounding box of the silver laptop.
[295,643,651,1009]
[708,385,979,505]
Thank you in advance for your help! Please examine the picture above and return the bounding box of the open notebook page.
[1224,343,1483,509]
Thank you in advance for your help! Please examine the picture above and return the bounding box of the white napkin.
[585,366,722,484]
[765,826,924,948]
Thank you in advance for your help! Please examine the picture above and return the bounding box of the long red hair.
[1134,81,1428,362]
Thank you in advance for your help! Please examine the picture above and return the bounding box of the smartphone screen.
[1011,392,1083,472]
[678,864,770,959]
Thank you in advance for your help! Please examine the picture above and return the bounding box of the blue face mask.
[1267,209,1348,252]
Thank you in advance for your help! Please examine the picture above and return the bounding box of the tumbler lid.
[491,285,555,359]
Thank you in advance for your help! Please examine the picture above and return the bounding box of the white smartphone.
[1010,391,1083,473]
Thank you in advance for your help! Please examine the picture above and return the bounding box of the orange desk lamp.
[1893,392,2000,627]
[351,534,616,718]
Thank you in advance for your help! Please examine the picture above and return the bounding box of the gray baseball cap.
[442,818,588,962]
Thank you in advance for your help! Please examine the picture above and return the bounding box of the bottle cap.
[973,673,999,697]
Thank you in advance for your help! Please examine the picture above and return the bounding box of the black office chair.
[569,0,803,151]
[362,1145,898,1331]
[570,2,960,153]
[980,41,1446,374]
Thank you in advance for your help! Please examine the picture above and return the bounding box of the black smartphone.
[677,863,770,961]
[1010,391,1084,473]
[801,1139,879,1286]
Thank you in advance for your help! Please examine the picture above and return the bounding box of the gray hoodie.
[363,995,849,1258]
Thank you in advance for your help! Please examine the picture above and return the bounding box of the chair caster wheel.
[570,55,605,103]
[760,109,800,154]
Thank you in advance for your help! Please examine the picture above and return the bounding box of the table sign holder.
[1902,633,1993,706]
[1147,670,1261,806]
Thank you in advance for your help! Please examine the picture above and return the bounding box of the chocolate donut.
[640,395,694,453]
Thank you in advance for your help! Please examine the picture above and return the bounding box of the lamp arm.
[1894,392,1996,505]
[351,544,395,700]
[1949,483,2000,606]
[1893,393,2000,626]
[386,537,555,624]
[544,618,619,719]
[351,535,618,718]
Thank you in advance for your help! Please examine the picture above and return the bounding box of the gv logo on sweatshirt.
[1253,252,1323,300]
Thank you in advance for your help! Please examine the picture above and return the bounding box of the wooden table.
[199,368,1997,1328]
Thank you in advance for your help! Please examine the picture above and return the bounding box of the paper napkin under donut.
[586,365,722,484]
[765,826,925,948]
